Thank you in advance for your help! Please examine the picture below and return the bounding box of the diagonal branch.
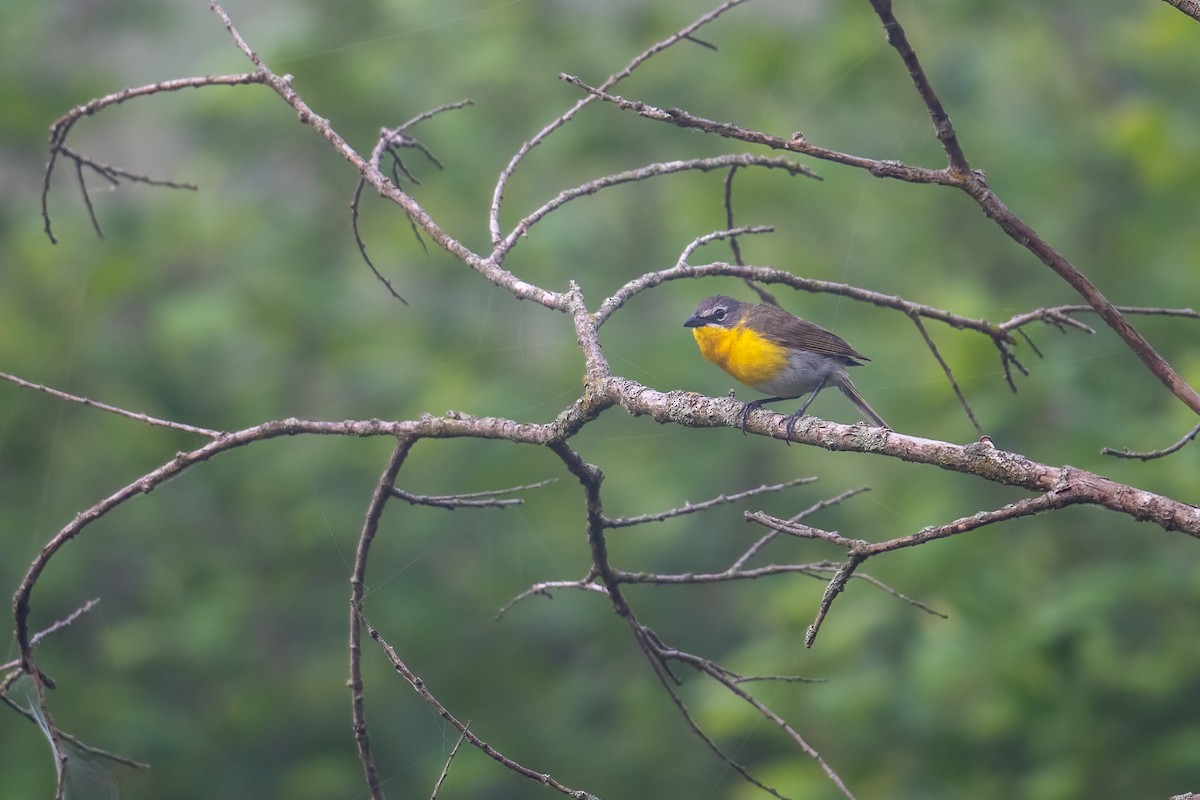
[359,610,594,798]
[1161,0,1200,22]
[205,2,563,311]
[867,0,970,173]
[349,439,414,799]
[489,0,754,249]
[0,371,223,438]
[865,0,1200,417]
[500,155,812,258]
[42,72,262,243]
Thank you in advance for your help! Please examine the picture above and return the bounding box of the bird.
[683,294,888,438]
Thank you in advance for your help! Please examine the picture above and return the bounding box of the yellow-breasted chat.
[684,294,889,437]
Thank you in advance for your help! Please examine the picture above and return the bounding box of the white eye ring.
[713,308,726,321]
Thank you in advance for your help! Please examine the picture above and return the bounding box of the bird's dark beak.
[683,314,704,328]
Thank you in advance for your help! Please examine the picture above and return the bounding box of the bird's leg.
[783,376,829,442]
[738,396,787,434]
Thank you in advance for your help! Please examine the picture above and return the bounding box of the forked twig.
[359,609,592,798]
[42,72,263,242]
[352,99,475,302]
[489,0,754,248]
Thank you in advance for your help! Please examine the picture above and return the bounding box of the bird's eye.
[713,308,726,321]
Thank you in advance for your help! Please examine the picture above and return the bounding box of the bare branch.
[643,632,858,799]
[30,599,101,650]
[497,577,609,619]
[351,99,475,301]
[745,513,861,548]
[349,439,414,799]
[489,0,754,248]
[205,3,563,311]
[565,62,1200,417]
[11,414,554,669]
[731,486,871,571]
[605,258,1014,339]
[501,155,808,258]
[907,312,984,435]
[1161,0,1200,22]
[560,74,949,184]
[1001,304,1199,332]
[604,476,817,528]
[391,478,557,509]
[0,371,223,438]
[805,554,865,649]
[791,489,1093,647]
[867,0,970,173]
[430,725,469,800]
[42,72,262,242]
[601,379,1200,537]
[1102,421,1200,460]
[350,178,414,304]
[359,610,595,798]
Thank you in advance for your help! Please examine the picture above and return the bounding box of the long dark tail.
[837,375,889,430]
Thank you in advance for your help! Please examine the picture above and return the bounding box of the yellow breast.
[691,323,788,390]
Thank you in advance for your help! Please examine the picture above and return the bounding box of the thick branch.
[956,175,1200,415]
[604,378,1200,537]
[1162,0,1200,22]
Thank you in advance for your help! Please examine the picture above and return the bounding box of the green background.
[2,1,1199,798]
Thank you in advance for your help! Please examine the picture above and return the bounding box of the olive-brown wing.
[748,304,870,364]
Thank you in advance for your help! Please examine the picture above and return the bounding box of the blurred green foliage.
[2,1,1199,798]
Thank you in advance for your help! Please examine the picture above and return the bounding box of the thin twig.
[30,599,101,649]
[360,610,592,797]
[489,0,753,248]
[605,476,817,528]
[0,687,150,771]
[1102,421,1200,460]
[430,725,469,800]
[353,99,473,300]
[867,0,970,173]
[594,229,773,326]
[1001,304,1199,332]
[351,178,412,303]
[731,486,870,572]
[0,371,223,438]
[643,632,857,800]
[0,599,101,675]
[391,478,556,509]
[500,155,808,260]
[496,577,609,619]
[42,73,263,242]
[349,439,414,799]
[908,312,983,435]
